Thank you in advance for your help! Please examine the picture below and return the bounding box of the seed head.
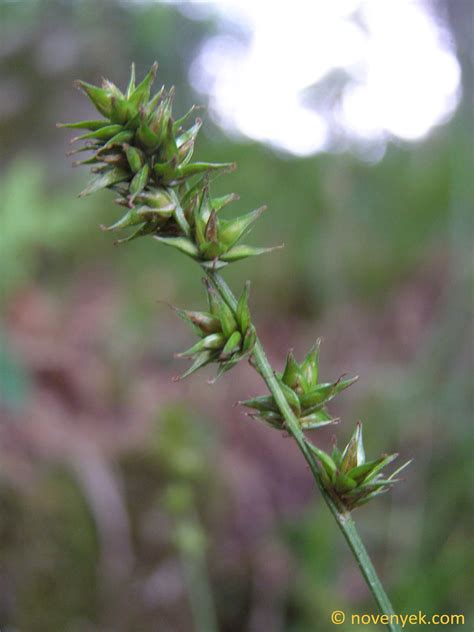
[240,340,357,431]
[60,63,278,265]
[306,422,412,509]
[172,280,256,380]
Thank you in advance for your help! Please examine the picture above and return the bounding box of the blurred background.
[0,1,472,631]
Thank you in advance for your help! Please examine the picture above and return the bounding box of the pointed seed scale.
[129,163,149,197]
[163,117,178,161]
[171,305,221,337]
[334,375,359,393]
[195,331,227,350]
[102,208,143,231]
[220,244,283,262]
[220,330,242,358]
[126,62,136,98]
[57,120,110,131]
[173,161,236,181]
[128,61,159,108]
[215,293,238,338]
[340,425,361,473]
[66,143,100,156]
[154,236,199,259]
[177,139,195,166]
[193,197,207,247]
[173,104,198,132]
[331,444,343,468]
[74,80,112,117]
[299,376,357,409]
[124,143,145,172]
[138,188,174,210]
[387,459,413,481]
[72,155,99,167]
[203,280,221,317]
[199,239,225,261]
[176,118,202,148]
[301,339,321,387]
[110,96,130,124]
[195,186,213,224]
[100,151,127,166]
[184,310,222,336]
[102,129,134,148]
[334,473,358,494]
[71,124,124,143]
[355,478,401,492]
[108,206,169,231]
[181,177,207,207]
[137,121,160,150]
[145,85,166,115]
[101,78,124,98]
[236,281,251,334]
[299,408,333,425]
[256,410,283,423]
[208,358,238,383]
[278,380,301,415]
[79,167,129,197]
[242,324,257,353]
[299,416,337,430]
[211,192,240,212]
[177,333,226,358]
[179,350,214,380]
[239,395,278,413]
[218,206,267,248]
[113,220,158,245]
[183,144,198,167]
[306,442,337,480]
[356,422,365,466]
[348,457,388,483]
[253,411,284,429]
[299,383,334,408]
[203,278,236,323]
[204,209,219,243]
[352,489,390,508]
[281,351,304,390]
[153,160,176,181]
[172,199,192,238]
[199,258,229,271]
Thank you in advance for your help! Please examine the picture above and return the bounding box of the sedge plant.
[60,63,411,631]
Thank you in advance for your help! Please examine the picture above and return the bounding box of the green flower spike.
[59,63,279,262]
[63,61,412,618]
[156,184,282,269]
[173,280,256,380]
[240,340,357,431]
[306,422,412,510]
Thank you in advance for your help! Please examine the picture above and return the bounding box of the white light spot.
[187,0,461,158]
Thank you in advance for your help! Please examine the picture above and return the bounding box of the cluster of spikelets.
[307,423,411,510]
[58,62,279,265]
[241,340,358,431]
[172,279,256,380]
[240,341,410,508]
[62,63,410,511]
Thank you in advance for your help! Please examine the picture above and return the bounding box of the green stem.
[208,270,401,632]
[177,504,219,632]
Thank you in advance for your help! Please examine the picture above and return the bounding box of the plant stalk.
[177,503,219,632]
[208,269,401,632]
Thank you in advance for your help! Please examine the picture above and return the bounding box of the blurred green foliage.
[0,470,99,631]
[0,159,102,300]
